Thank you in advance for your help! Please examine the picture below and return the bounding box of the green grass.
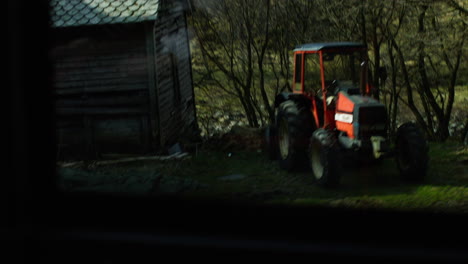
[154,150,290,200]
[427,140,468,185]
[454,85,468,106]
[59,141,468,213]
[162,141,468,212]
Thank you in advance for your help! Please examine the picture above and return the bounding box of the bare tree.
[190,0,466,141]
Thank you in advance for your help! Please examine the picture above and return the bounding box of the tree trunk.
[255,0,273,124]
[387,40,398,137]
[371,21,381,99]
[391,38,429,136]
[417,6,448,141]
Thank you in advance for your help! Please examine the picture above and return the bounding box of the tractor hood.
[347,94,381,106]
[335,91,387,139]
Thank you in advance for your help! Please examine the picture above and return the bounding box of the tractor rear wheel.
[276,100,314,171]
[395,122,428,182]
[309,129,341,187]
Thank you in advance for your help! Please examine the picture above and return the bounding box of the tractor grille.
[358,106,387,139]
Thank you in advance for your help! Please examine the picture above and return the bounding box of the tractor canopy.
[293,42,366,52]
[292,42,369,97]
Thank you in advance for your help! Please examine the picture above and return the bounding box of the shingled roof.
[50,0,160,28]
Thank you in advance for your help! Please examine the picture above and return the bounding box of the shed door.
[53,25,153,158]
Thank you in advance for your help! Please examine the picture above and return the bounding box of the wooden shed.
[50,0,198,159]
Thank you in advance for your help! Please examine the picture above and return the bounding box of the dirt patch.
[202,125,264,152]
[57,156,207,195]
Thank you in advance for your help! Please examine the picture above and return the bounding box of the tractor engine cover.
[335,91,387,140]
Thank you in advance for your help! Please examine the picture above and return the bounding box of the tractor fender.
[274,93,312,109]
[274,92,292,108]
[273,92,313,126]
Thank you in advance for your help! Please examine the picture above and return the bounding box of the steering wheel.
[326,80,339,96]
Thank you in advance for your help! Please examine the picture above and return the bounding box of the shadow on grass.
[56,141,468,212]
[247,143,467,213]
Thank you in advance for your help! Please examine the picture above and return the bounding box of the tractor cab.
[292,42,373,130]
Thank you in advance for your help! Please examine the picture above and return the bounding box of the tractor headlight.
[335,113,353,124]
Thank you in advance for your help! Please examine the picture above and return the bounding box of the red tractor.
[265,42,428,187]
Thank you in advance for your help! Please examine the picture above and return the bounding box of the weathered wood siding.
[53,25,155,158]
[154,1,196,148]
[52,1,197,159]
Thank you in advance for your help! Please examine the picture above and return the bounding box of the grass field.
[59,139,468,214]
[158,141,468,212]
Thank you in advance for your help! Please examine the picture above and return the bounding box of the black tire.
[309,129,341,187]
[264,125,278,160]
[276,100,314,171]
[395,122,429,182]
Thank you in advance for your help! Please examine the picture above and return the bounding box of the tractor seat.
[316,94,336,106]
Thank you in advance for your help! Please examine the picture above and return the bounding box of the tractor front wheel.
[309,129,341,187]
[395,122,429,182]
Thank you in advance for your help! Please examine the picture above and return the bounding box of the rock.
[168,143,182,154]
